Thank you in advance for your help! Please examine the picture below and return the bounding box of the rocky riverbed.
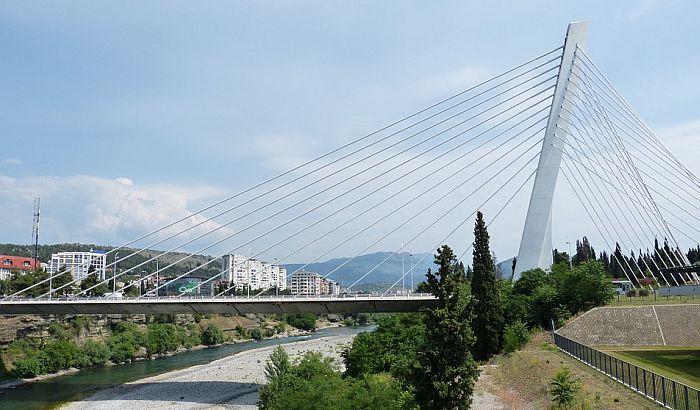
[59,333,354,410]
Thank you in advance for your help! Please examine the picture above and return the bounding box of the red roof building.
[0,255,39,280]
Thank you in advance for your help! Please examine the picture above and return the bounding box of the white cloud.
[0,175,235,252]
[1,158,23,165]
[116,177,134,186]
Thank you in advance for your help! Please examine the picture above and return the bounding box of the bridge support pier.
[513,22,589,281]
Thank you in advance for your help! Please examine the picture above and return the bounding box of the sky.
[1,1,699,265]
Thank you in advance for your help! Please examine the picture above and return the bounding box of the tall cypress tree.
[417,245,479,409]
[470,211,504,361]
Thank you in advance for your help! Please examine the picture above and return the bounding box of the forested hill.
[282,252,437,287]
[0,243,221,278]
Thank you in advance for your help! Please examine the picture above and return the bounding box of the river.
[0,326,371,410]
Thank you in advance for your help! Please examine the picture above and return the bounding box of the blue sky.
[1,1,699,263]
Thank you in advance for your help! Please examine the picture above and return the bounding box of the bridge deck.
[0,295,438,315]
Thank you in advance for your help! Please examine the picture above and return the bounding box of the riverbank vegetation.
[0,312,338,380]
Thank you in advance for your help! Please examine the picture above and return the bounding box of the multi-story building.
[221,254,287,291]
[289,271,339,295]
[47,250,107,281]
[0,255,40,280]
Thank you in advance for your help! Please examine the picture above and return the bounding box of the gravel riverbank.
[59,333,355,410]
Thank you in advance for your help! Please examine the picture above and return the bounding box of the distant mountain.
[282,251,437,287]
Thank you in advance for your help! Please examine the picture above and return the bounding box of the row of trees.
[553,236,692,286]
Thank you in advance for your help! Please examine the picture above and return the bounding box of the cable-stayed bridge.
[3,22,699,315]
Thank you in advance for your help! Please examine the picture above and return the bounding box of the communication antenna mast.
[32,198,40,266]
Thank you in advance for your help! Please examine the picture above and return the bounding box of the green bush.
[626,289,637,297]
[40,340,80,373]
[638,288,650,297]
[502,321,530,354]
[201,324,224,345]
[145,323,180,355]
[12,355,45,378]
[285,314,317,331]
[250,328,263,340]
[235,325,250,339]
[109,331,141,363]
[259,349,411,410]
[78,340,111,367]
[550,367,580,408]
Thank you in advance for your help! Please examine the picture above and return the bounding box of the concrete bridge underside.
[0,296,438,316]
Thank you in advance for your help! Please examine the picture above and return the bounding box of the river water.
[0,326,371,410]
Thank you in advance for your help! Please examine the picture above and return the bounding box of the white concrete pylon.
[513,21,589,281]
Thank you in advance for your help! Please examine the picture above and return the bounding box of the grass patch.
[489,331,661,409]
[604,349,700,390]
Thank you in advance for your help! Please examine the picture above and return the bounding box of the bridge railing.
[553,333,699,410]
[0,293,436,302]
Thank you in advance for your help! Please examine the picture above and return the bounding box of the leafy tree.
[51,266,75,295]
[41,339,80,373]
[470,211,504,361]
[145,323,180,355]
[347,373,415,410]
[502,321,530,354]
[285,313,317,331]
[12,355,45,378]
[550,367,580,408]
[343,314,424,383]
[201,323,225,345]
[513,268,548,296]
[77,340,111,367]
[80,271,109,296]
[265,346,291,380]
[415,245,479,410]
[553,261,614,313]
[528,283,562,328]
[259,351,350,410]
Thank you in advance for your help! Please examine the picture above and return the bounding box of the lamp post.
[274,257,278,298]
[566,241,572,269]
[410,251,414,292]
[247,248,252,298]
[401,242,405,293]
[113,252,119,295]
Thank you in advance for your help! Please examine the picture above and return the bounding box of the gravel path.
[60,334,354,410]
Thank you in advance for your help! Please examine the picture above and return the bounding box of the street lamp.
[566,241,572,269]
[410,251,414,292]
[401,242,405,293]
[274,257,278,298]
[247,248,252,299]
[113,252,119,295]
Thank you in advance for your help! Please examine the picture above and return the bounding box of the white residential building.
[289,271,339,296]
[47,250,107,280]
[222,254,287,291]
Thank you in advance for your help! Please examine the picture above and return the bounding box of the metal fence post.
[673,380,677,408]
[643,368,647,396]
[662,377,666,405]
